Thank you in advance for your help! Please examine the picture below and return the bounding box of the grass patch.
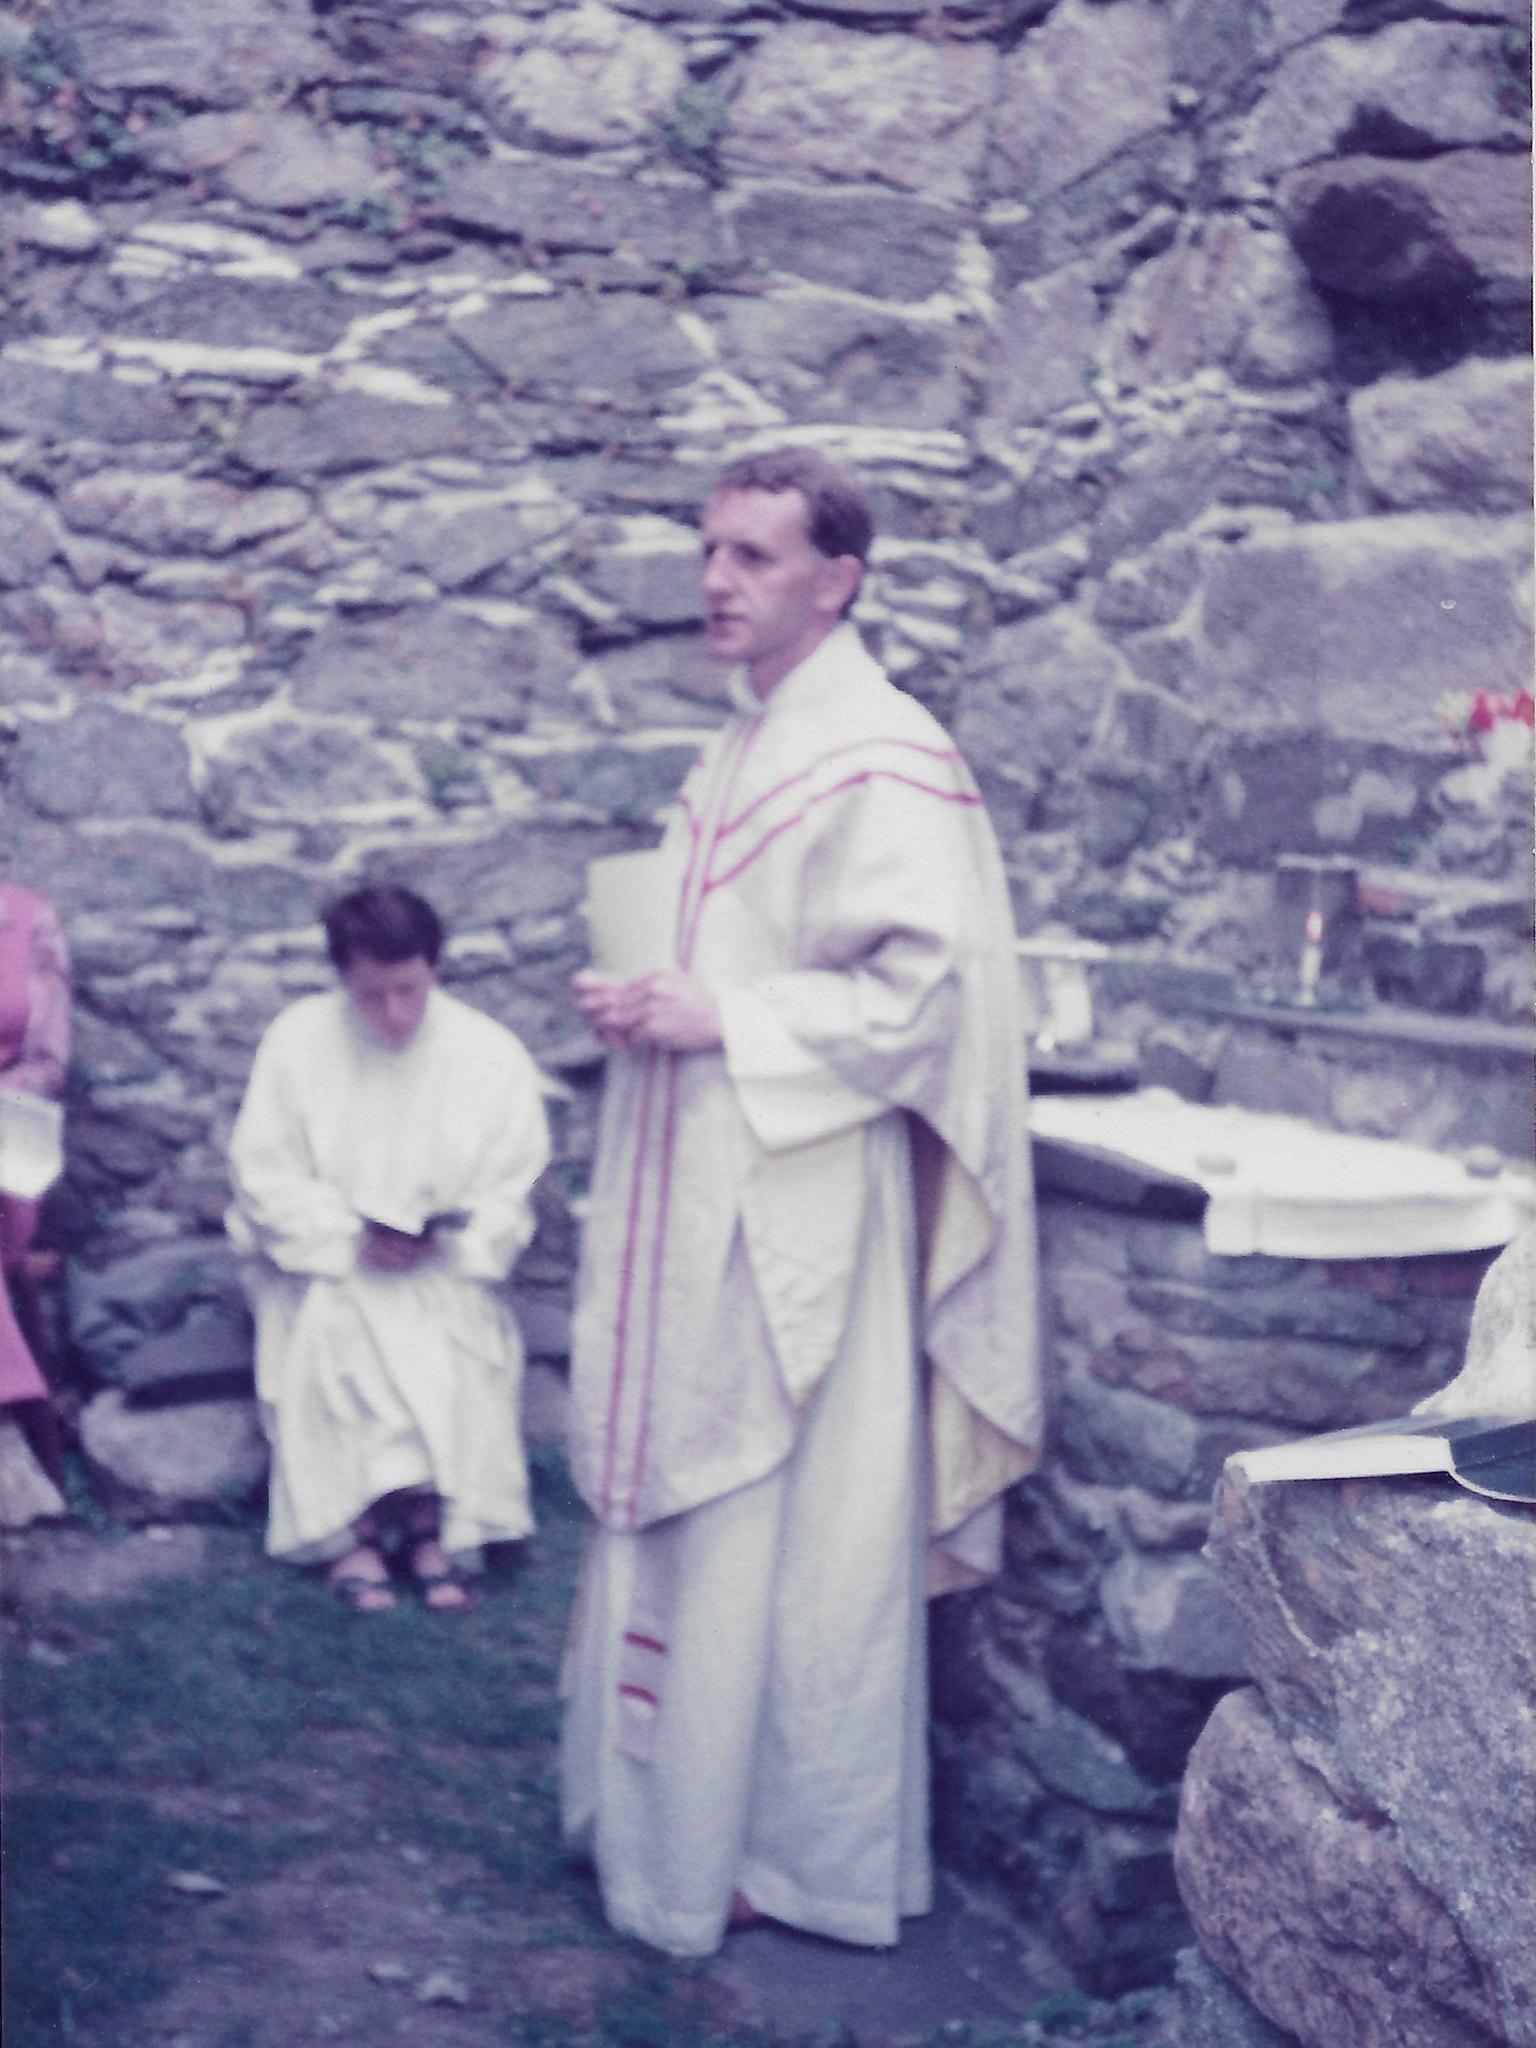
[2,1788,288,2036]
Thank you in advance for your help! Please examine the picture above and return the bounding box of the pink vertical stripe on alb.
[599,1045,662,1520]
[599,709,762,1525]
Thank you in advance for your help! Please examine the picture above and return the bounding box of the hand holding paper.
[574,969,722,1053]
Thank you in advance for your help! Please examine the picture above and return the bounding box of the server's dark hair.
[323,884,444,971]
[711,448,874,564]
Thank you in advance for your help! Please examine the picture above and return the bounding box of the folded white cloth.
[1029,1090,1536,1260]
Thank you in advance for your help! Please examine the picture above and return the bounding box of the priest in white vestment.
[563,450,1042,1954]
[228,884,550,1613]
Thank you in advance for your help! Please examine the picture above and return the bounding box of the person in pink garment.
[561,449,1042,1957]
[0,880,70,1518]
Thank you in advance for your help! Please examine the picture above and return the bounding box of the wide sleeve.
[227,1025,362,1279]
[9,899,70,1100]
[441,1045,552,1284]
[716,774,975,1153]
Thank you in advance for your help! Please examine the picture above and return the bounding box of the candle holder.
[1269,857,1362,1011]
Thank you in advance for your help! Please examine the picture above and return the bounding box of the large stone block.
[0,360,186,446]
[1187,514,1532,745]
[580,522,703,628]
[1261,0,1530,56]
[236,391,480,477]
[286,605,577,726]
[956,608,1129,778]
[982,265,1101,428]
[1191,1474,1536,2039]
[68,1238,249,1377]
[474,4,685,151]
[1099,1550,1249,1681]
[701,292,965,430]
[505,737,695,824]
[58,470,309,556]
[55,0,335,107]
[438,161,715,270]
[1248,23,1528,176]
[0,478,64,590]
[3,583,246,691]
[216,111,381,212]
[1107,221,1331,391]
[79,1389,269,1521]
[1279,149,1531,301]
[200,716,425,829]
[10,702,199,824]
[988,0,1171,202]
[1093,1323,1454,1430]
[111,275,356,355]
[1350,357,1533,514]
[1177,1687,1511,2048]
[721,24,995,203]
[725,183,959,302]
[392,489,580,594]
[452,295,706,401]
[1057,1377,1204,1498]
[581,633,727,728]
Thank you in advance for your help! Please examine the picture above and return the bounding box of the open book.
[1228,1413,1536,1503]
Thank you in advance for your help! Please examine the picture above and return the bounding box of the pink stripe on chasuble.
[704,768,982,899]
[714,736,969,848]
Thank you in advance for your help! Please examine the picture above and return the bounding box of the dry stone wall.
[929,1191,1494,1993]
[3,0,1529,1385]
[1,0,1530,1997]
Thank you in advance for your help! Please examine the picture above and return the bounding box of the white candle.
[1297,906,1324,1005]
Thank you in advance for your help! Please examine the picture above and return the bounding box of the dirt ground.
[1,1454,1172,2048]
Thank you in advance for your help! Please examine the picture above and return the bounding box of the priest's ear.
[822,552,864,621]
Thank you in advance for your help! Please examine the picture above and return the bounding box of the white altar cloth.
[1029,1090,1535,1260]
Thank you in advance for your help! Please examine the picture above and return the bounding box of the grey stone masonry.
[932,1188,1496,1993]
[1175,1475,1536,2046]
[0,0,1530,1993]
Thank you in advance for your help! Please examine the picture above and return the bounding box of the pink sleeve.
[10,901,70,1099]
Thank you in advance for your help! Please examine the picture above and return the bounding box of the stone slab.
[722,23,995,203]
[1187,513,1532,747]
[1279,149,1531,300]
[1350,356,1533,513]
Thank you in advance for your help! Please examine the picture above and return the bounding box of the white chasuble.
[569,622,1043,1565]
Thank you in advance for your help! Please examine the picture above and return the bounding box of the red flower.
[1466,689,1534,735]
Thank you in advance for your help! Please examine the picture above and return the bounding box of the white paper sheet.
[585,851,676,980]
[0,1088,64,1201]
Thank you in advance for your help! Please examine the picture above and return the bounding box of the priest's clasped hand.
[573,968,723,1053]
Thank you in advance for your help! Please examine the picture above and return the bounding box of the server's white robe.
[562,623,1042,1955]
[227,987,549,1565]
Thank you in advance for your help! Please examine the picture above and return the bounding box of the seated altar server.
[228,884,550,1613]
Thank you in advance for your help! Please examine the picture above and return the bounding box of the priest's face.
[341,952,436,1050]
[701,487,861,699]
